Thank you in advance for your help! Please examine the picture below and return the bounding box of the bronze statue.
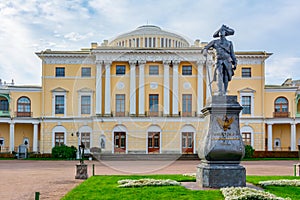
[79,141,85,164]
[203,25,237,96]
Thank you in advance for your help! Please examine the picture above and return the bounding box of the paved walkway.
[0,160,299,200]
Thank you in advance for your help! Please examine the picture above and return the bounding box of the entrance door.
[182,132,194,153]
[148,132,160,153]
[114,132,126,153]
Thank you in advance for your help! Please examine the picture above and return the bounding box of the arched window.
[274,97,288,117]
[17,97,31,117]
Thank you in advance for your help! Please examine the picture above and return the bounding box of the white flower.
[220,187,290,200]
[259,179,300,187]
[117,178,180,188]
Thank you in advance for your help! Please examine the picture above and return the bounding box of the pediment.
[238,87,256,93]
[77,87,94,93]
[51,87,68,92]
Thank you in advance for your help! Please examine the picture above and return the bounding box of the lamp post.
[74,131,88,179]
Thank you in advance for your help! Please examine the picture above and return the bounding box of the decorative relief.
[183,82,191,89]
[117,82,125,90]
[150,82,158,89]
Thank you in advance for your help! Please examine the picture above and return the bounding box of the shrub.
[244,145,255,159]
[52,145,77,159]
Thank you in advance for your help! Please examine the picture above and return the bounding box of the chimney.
[91,42,98,48]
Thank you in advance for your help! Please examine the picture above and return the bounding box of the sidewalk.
[0,160,298,200]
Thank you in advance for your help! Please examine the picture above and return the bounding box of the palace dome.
[109,25,190,48]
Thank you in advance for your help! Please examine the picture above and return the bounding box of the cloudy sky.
[0,0,300,85]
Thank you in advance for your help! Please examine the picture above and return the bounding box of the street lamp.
[74,131,88,179]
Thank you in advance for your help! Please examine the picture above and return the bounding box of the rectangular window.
[55,132,64,146]
[55,95,65,114]
[116,65,126,75]
[182,94,192,116]
[0,99,9,111]
[241,96,251,114]
[55,67,65,77]
[149,94,159,116]
[81,96,91,114]
[81,132,90,149]
[116,94,125,116]
[81,67,91,77]
[242,132,251,146]
[136,38,139,47]
[242,68,251,78]
[149,65,159,75]
[182,65,192,75]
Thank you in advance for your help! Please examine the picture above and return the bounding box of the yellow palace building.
[0,25,299,155]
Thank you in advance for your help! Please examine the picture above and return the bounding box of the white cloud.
[0,0,300,85]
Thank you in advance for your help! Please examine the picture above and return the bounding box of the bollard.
[92,164,95,176]
[294,164,297,176]
[35,192,40,200]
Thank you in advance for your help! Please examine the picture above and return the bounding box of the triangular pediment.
[238,87,256,93]
[77,87,94,93]
[51,87,68,92]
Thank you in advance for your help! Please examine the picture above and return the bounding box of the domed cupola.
[109,25,190,48]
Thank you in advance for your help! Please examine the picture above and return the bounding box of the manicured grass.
[63,175,300,200]
[247,176,300,200]
[62,175,223,200]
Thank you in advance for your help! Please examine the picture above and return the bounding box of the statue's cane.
[204,53,213,96]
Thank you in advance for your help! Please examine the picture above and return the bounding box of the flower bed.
[259,179,300,187]
[221,187,290,200]
[117,178,180,188]
[182,173,196,178]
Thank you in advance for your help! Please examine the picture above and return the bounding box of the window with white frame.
[55,95,65,114]
[149,65,159,75]
[81,132,90,149]
[242,132,251,146]
[81,67,91,77]
[241,96,251,114]
[81,95,91,114]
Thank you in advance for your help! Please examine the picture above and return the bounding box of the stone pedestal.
[197,161,245,188]
[197,95,246,188]
[75,164,88,179]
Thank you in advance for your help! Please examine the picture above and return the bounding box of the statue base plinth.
[196,161,246,188]
[75,163,88,179]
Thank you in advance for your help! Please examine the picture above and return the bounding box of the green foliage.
[62,175,223,200]
[51,145,77,159]
[244,145,255,159]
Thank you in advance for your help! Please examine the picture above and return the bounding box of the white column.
[267,123,273,151]
[138,61,145,116]
[172,61,179,116]
[33,123,39,152]
[9,122,15,152]
[197,61,204,115]
[95,61,102,115]
[104,61,111,116]
[129,61,136,116]
[163,61,170,116]
[291,122,296,151]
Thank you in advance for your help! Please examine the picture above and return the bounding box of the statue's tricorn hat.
[213,25,235,38]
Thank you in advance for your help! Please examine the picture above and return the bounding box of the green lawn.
[62,175,222,200]
[247,176,300,200]
[62,175,300,200]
